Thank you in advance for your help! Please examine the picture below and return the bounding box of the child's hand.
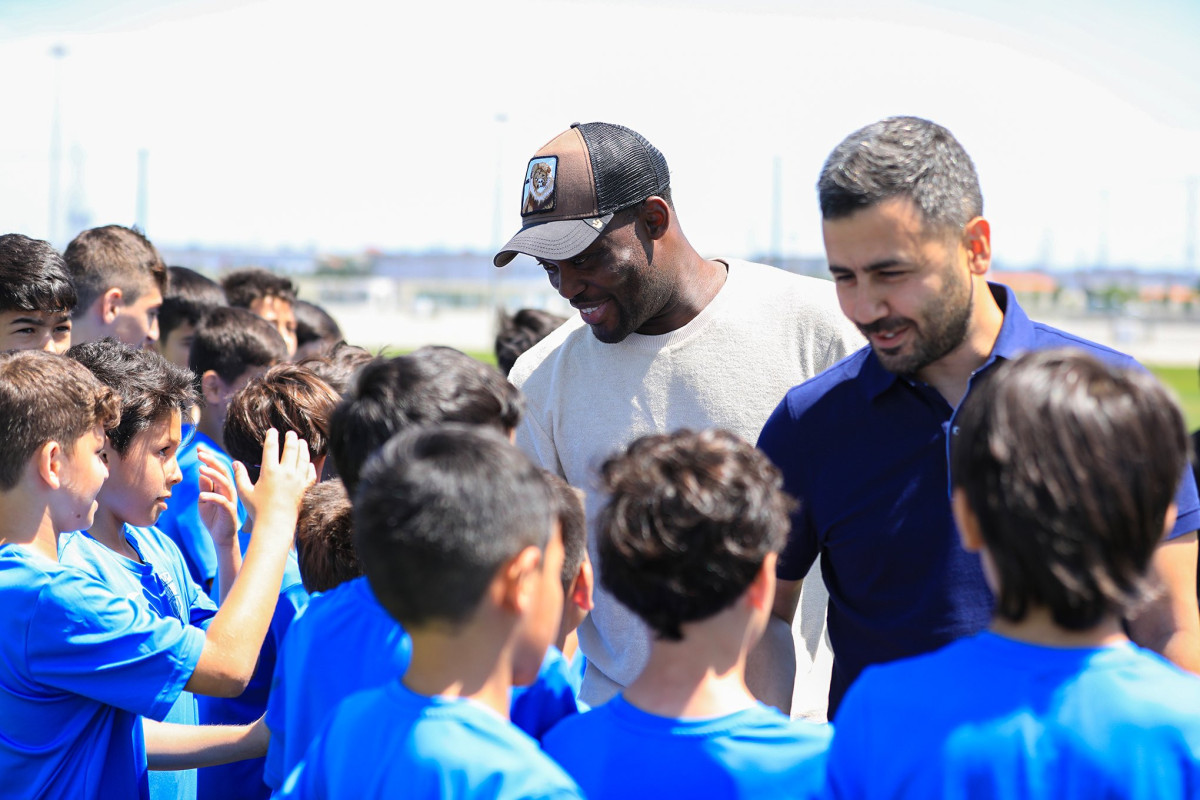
[233,429,315,537]
[198,448,239,547]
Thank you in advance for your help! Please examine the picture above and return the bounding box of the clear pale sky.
[1,0,1198,270]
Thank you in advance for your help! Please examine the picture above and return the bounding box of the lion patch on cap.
[521,157,557,216]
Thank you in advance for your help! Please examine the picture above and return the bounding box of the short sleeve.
[27,572,205,721]
[758,397,820,581]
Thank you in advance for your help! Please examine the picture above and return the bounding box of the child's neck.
[624,624,758,720]
[989,607,1127,648]
[0,490,59,561]
[87,506,141,563]
[195,410,224,451]
[402,622,515,719]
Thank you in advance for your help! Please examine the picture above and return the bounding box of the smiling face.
[0,309,72,354]
[537,211,678,343]
[824,196,974,378]
[95,409,184,528]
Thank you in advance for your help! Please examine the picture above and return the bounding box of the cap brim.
[492,214,614,267]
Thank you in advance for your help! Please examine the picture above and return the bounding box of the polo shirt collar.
[860,281,1032,402]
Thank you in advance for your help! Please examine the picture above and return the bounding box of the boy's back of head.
[157,267,227,368]
[495,308,567,377]
[0,350,120,492]
[66,338,197,456]
[354,424,552,628]
[598,428,793,641]
[0,234,76,354]
[950,349,1187,631]
[224,363,339,482]
[189,306,288,391]
[293,300,343,361]
[63,225,167,348]
[297,342,374,396]
[330,346,523,495]
[294,478,357,593]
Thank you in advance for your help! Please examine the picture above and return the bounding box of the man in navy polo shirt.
[757,116,1200,717]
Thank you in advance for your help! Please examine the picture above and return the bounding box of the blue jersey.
[263,576,411,789]
[278,681,583,799]
[60,525,218,800]
[197,533,307,800]
[827,632,1200,799]
[544,696,831,799]
[510,645,582,743]
[157,427,246,591]
[0,544,205,800]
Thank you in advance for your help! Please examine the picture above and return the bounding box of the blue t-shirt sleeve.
[27,571,206,721]
[1168,466,1200,540]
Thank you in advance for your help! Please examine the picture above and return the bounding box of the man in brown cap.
[496,121,863,717]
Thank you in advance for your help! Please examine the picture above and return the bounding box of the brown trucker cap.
[493,122,670,267]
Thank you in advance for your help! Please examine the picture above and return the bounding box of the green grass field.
[1149,364,1200,433]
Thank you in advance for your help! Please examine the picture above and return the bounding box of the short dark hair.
[224,363,340,482]
[329,346,523,495]
[818,116,983,235]
[598,429,793,641]
[63,225,168,315]
[354,424,553,627]
[67,338,197,456]
[221,268,297,309]
[543,471,586,591]
[495,308,567,377]
[950,349,1187,630]
[160,266,227,343]
[0,234,76,314]
[295,478,359,593]
[0,350,120,490]
[297,342,374,396]
[293,300,343,350]
[188,306,287,385]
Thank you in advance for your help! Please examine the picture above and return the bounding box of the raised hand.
[198,448,239,547]
[232,429,316,544]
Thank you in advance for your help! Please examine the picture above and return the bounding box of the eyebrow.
[828,258,905,274]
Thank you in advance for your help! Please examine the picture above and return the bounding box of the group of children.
[1,225,1199,799]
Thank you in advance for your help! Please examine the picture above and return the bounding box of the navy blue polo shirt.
[758,283,1200,716]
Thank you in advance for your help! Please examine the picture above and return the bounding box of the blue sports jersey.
[263,576,411,789]
[510,645,582,743]
[278,680,583,799]
[197,532,307,800]
[60,525,218,800]
[826,632,1200,799]
[157,427,246,591]
[0,544,205,800]
[544,696,831,799]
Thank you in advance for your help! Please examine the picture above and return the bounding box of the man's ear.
[951,488,985,552]
[569,559,595,612]
[99,287,124,325]
[497,545,542,614]
[639,196,671,241]
[962,217,992,277]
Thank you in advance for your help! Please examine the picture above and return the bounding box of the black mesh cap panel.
[576,122,670,215]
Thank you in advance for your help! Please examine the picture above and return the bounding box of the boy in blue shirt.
[198,362,339,800]
[61,338,228,800]
[263,346,526,789]
[511,471,593,742]
[826,350,1200,799]
[0,233,76,354]
[158,306,287,591]
[280,424,582,799]
[0,350,316,800]
[543,428,832,799]
[154,265,227,371]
